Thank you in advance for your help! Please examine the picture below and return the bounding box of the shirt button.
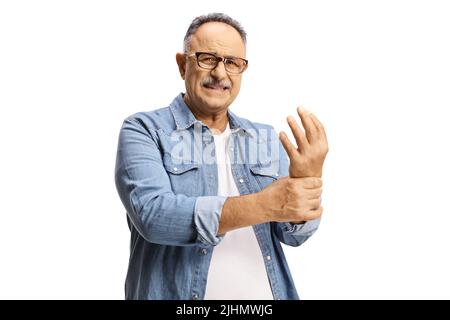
[239,178,244,183]
[173,167,178,172]
[192,293,199,300]
[201,248,208,255]
[230,147,234,152]
[266,255,271,261]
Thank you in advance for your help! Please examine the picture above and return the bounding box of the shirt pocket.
[249,162,281,191]
[162,153,200,196]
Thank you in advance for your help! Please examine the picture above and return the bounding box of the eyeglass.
[186,52,248,74]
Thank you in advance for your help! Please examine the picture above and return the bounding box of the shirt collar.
[169,93,254,137]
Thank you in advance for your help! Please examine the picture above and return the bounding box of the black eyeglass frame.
[186,51,248,74]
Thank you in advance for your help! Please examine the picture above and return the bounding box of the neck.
[184,95,229,133]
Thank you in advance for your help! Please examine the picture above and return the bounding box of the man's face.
[177,22,246,113]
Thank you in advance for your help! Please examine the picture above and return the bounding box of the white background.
[1,0,449,299]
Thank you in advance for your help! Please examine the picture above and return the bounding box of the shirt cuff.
[194,196,228,246]
[282,217,321,235]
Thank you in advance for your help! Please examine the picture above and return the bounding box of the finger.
[301,177,323,189]
[307,188,322,200]
[309,112,328,142]
[287,116,309,153]
[308,198,322,210]
[297,106,318,144]
[309,198,322,210]
[279,131,298,159]
[303,206,323,221]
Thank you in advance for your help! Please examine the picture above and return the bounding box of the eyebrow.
[203,51,243,59]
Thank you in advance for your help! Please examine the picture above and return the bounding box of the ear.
[175,53,186,80]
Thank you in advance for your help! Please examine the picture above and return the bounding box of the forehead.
[189,22,246,57]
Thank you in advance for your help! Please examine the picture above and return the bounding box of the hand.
[279,107,329,178]
[256,177,323,223]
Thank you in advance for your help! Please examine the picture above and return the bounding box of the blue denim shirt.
[115,93,320,300]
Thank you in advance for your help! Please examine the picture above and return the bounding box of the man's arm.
[115,116,227,247]
[217,193,264,235]
[218,177,323,235]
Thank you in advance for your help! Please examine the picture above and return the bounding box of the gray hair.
[183,13,247,53]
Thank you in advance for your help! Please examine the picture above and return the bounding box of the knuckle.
[313,199,321,208]
[302,177,314,188]
[311,207,323,220]
[314,178,323,188]
[318,122,325,130]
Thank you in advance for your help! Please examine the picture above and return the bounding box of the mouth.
[202,83,231,93]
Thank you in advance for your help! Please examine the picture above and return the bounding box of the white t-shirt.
[204,122,273,300]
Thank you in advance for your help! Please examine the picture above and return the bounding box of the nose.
[210,60,228,80]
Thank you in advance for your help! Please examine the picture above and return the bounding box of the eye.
[225,59,239,67]
[199,56,217,65]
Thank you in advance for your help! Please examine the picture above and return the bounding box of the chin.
[200,94,232,109]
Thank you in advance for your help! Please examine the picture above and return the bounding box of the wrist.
[253,191,274,223]
[289,169,322,178]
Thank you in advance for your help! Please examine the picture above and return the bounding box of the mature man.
[115,13,328,300]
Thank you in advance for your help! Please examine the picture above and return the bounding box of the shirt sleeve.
[195,196,227,245]
[282,219,320,234]
[115,116,226,247]
[272,218,321,247]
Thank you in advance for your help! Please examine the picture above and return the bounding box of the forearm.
[218,193,270,235]
[216,167,323,236]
